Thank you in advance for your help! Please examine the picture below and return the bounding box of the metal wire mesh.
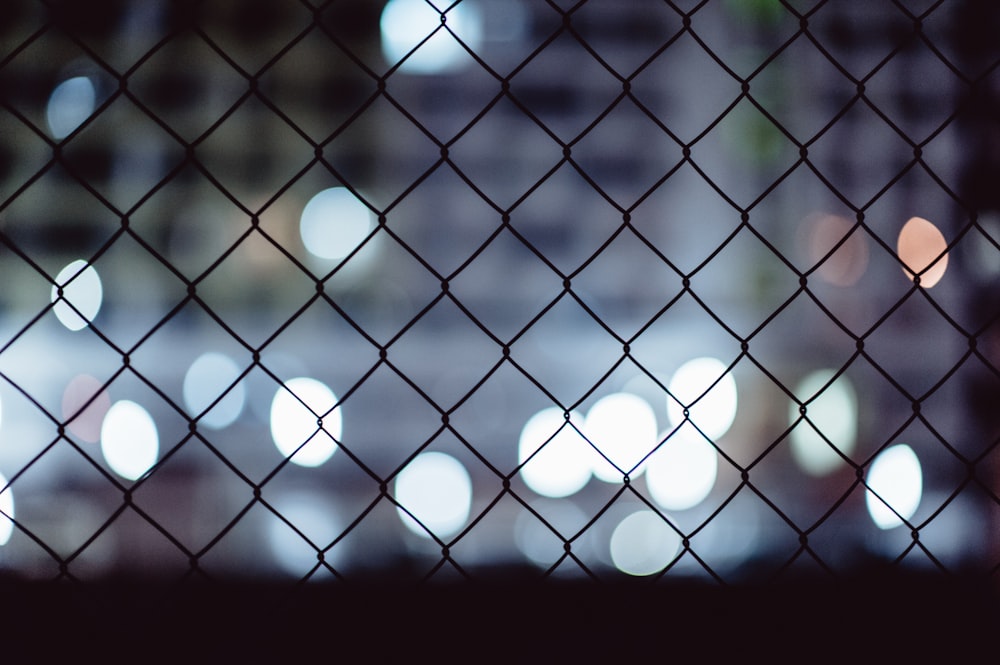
[1,0,1000,598]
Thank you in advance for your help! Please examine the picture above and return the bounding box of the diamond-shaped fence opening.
[2,0,1000,644]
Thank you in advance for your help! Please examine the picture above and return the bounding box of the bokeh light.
[789,370,858,476]
[267,491,342,577]
[62,374,111,443]
[394,451,472,539]
[380,0,483,74]
[299,187,375,261]
[100,400,159,481]
[51,259,103,331]
[866,444,922,530]
[667,357,738,441]
[645,425,718,511]
[183,352,246,430]
[0,472,13,546]
[518,407,591,498]
[46,76,96,139]
[806,213,869,286]
[585,392,658,483]
[270,377,341,467]
[609,509,681,576]
[897,216,948,288]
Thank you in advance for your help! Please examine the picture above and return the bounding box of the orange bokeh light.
[897,216,948,288]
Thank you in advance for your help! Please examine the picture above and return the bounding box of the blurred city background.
[1,0,999,584]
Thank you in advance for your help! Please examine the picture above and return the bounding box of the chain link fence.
[2,0,1000,612]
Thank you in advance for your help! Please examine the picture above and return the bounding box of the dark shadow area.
[1,571,996,660]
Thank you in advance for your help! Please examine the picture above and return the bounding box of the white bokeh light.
[609,509,681,576]
[395,451,472,539]
[183,352,246,430]
[646,425,718,511]
[380,0,484,75]
[299,187,374,261]
[267,492,342,577]
[0,472,13,546]
[47,75,96,139]
[51,259,103,331]
[585,392,658,483]
[518,407,591,498]
[866,444,923,530]
[100,400,159,481]
[789,370,858,476]
[667,357,738,441]
[270,377,341,467]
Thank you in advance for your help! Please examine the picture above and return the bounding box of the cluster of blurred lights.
[27,67,946,571]
[518,357,735,513]
[515,357,734,575]
[516,354,926,576]
[7,350,926,573]
[23,264,935,573]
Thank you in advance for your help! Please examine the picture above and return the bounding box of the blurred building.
[0,0,996,582]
